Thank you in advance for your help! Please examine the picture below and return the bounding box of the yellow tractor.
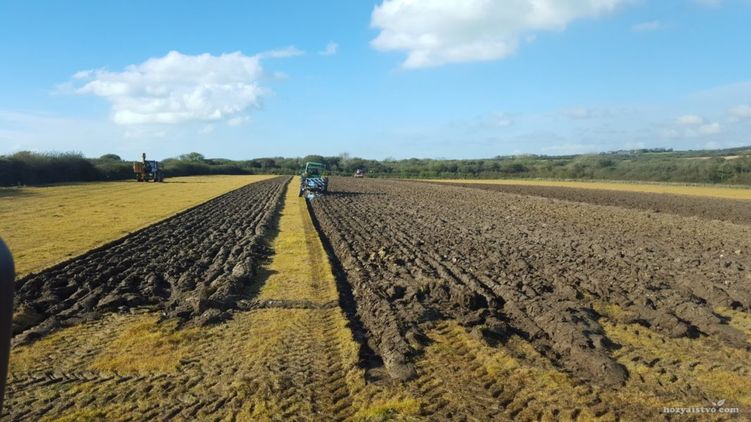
[133,153,165,182]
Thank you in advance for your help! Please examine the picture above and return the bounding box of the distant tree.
[303,155,326,164]
[256,158,277,169]
[179,152,206,162]
[99,154,122,161]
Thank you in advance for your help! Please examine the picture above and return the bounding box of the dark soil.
[310,177,751,385]
[13,177,290,344]
[428,181,751,225]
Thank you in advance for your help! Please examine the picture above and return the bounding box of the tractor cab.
[303,162,325,177]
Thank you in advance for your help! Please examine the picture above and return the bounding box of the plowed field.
[310,177,751,419]
[13,177,289,343]
[5,176,751,421]
[427,181,751,225]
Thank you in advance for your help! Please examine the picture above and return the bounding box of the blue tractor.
[299,162,329,198]
[133,153,165,182]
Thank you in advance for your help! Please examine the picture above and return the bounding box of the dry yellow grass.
[428,178,751,200]
[597,304,751,411]
[0,175,274,276]
[90,316,200,373]
[256,181,339,303]
[9,312,199,376]
[352,398,422,421]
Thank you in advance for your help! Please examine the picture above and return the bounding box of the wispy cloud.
[227,115,250,126]
[728,104,751,121]
[677,114,704,125]
[257,46,304,59]
[632,20,662,32]
[319,42,338,56]
[664,114,722,138]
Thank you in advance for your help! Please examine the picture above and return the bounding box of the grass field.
[428,178,751,200]
[0,175,273,276]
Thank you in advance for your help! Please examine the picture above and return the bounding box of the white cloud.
[728,104,751,120]
[319,42,338,56]
[72,69,96,80]
[69,49,300,126]
[562,107,593,119]
[370,0,626,69]
[257,46,304,59]
[664,115,722,138]
[698,122,721,135]
[676,114,704,125]
[632,20,662,32]
[227,115,250,126]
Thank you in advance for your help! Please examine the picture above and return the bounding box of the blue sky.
[0,0,749,160]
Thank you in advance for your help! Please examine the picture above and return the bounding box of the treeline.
[1,148,750,187]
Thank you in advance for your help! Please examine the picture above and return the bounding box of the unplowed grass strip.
[0,175,275,275]
[427,178,751,200]
[256,180,339,304]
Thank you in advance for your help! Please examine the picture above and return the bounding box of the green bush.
[0,151,101,185]
[2,148,750,187]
